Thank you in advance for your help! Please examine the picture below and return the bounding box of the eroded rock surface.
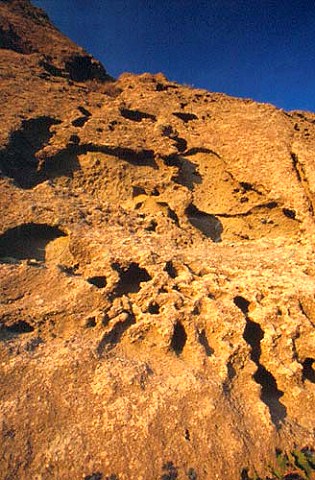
[1,1,315,479]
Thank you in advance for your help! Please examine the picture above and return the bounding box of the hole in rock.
[0,223,67,262]
[84,473,103,480]
[187,468,198,480]
[145,219,157,232]
[0,24,32,54]
[173,136,187,152]
[161,461,179,480]
[39,60,64,78]
[223,362,237,393]
[157,202,179,225]
[240,469,251,480]
[25,337,44,352]
[6,321,34,334]
[282,208,296,219]
[227,362,237,381]
[234,296,250,315]
[164,155,202,190]
[170,321,187,355]
[69,134,80,145]
[96,312,135,355]
[254,365,287,427]
[243,316,263,363]
[111,262,151,297]
[265,201,278,209]
[164,261,177,278]
[87,276,107,289]
[184,429,190,441]
[240,182,254,192]
[85,317,97,328]
[72,116,89,127]
[186,204,223,242]
[156,83,167,91]
[172,112,198,122]
[78,106,92,117]
[197,329,213,356]
[43,148,81,179]
[120,108,156,122]
[0,117,61,188]
[132,186,146,197]
[242,315,287,427]
[148,302,160,314]
[65,54,109,82]
[302,358,315,383]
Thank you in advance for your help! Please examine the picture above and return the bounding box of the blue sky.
[33,0,315,112]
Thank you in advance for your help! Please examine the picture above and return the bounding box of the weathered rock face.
[1,1,315,479]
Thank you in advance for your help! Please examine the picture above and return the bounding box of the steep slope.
[0,2,315,480]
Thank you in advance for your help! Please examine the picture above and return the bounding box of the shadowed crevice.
[302,358,315,383]
[186,204,223,242]
[5,320,34,334]
[185,147,220,157]
[197,329,213,356]
[157,202,180,226]
[172,112,198,122]
[234,296,250,315]
[234,296,287,428]
[164,155,202,190]
[291,152,314,216]
[96,312,136,355]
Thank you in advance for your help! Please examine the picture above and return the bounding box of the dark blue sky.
[33,0,315,112]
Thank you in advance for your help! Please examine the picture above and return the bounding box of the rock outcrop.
[0,1,315,479]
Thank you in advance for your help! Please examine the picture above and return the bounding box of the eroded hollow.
[164,155,202,190]
[302,358,315,383]
[0,117,61,188]
[186,204,223,242]
[65,55,109,82]
[234,296,287,427]
[197,329,213,356]
[72,116,89,128]
[170,321,187,355]
[84,472,104,480]
[172,112,198,122]
[148,302,160,314]
[0,223,67,262]
[87,276,107,289]
[120,108,156,122]
[111,262,151,297]
[234,295,250,315]
[96,312,135,355]
[6,321,34,334]
[164,260,177,278]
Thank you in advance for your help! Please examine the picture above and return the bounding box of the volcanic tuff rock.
[1,1,315,479]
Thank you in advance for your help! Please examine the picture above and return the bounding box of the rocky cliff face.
[1,1,315,479]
